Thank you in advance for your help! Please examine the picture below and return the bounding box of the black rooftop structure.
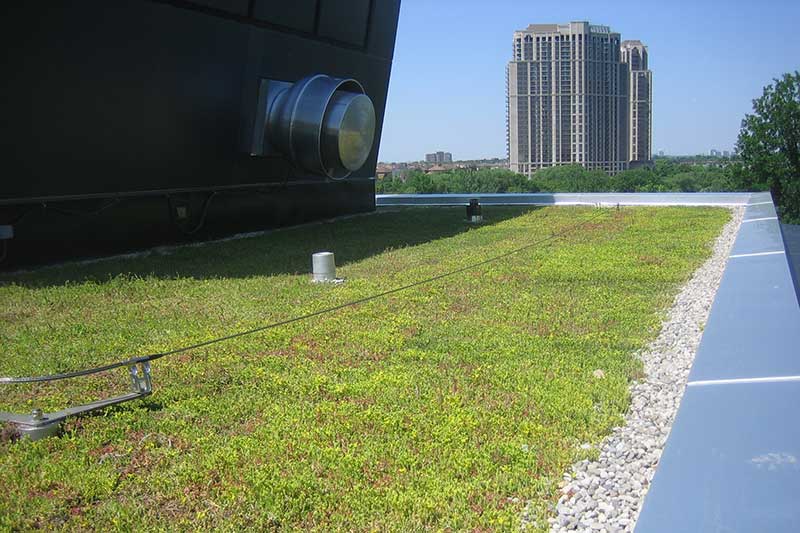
[0,1,400,267]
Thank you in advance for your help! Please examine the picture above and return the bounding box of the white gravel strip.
[529,207,744,532]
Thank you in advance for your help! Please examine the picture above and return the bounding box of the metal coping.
[376,192,753,207]
[635,191,800,533]
[377,192,800,532]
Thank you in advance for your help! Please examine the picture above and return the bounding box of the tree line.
[376,160,763,195]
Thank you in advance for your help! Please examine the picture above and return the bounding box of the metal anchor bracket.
[129,361,152,394]
[0,362,153,441]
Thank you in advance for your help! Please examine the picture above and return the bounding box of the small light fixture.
[466,199,483,223]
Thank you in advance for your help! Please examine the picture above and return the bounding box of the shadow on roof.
[0,206,541,289]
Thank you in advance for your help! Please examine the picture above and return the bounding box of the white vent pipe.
[312,252,336,282]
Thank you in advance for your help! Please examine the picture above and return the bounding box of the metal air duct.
[252,74,376,179]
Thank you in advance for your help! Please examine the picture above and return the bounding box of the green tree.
[611,168,662,192]
[376,159,765,196]
[532,164,613,192]
[737,71,800,221]
[376,168,539,195]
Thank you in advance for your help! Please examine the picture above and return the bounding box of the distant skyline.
[377,0,800,162]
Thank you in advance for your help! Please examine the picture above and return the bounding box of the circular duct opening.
[268,75,376,179]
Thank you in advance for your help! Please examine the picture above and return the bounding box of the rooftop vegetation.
[0,206,729,530]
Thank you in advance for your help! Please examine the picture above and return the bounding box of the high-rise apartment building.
[425,151,453,164]
[507,22,652,176]
[622,40,652,165]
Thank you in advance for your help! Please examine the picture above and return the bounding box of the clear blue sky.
[378,0,800,162]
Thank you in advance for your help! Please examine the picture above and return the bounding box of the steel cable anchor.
[0,362,153,441]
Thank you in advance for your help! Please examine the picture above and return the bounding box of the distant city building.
[710,149,721,157]
[391,168,410,180]
[621,40,652,165]
[723,150,731,157]
[375,164,392,179]
[658,150,665,157]
[375,164,413,181]
[426,165,448,174]
[507,21,652,176]
[425,151,453,164]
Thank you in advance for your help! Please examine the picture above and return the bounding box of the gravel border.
[528,207,744,532]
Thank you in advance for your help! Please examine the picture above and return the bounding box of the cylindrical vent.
[312,251,336,282]
[268,75,376,179]
[466,199,483,222]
